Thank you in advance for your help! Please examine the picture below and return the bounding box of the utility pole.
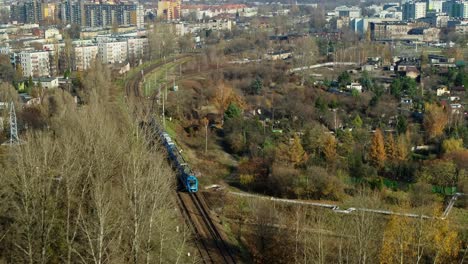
[271,92,275,130]
[162,85,166,129]
[332,108,338,132]
[202,117,209,153]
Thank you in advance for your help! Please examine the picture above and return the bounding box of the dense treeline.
[0,64,193,263]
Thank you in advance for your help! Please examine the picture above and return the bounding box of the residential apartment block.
[370,22,410,40]
[350,17,400,35]
[442,0,468,18]
[74,45,98,71]
[402,1,427,20]
[18,51,50,77]
[181,4,257,20]
[157,0,181,20]
[11,0,144,29]
[10,0,43,23]
[370,21,440,42]
[126,37,148,63]
[98,41,127,64]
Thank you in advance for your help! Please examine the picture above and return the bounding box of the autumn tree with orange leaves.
[369,129,386,168]
[423,103,448,140]
[322,134,337,164]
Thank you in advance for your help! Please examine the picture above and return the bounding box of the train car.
[158,130,199,193]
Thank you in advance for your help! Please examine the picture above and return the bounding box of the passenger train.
[152,120,199,193]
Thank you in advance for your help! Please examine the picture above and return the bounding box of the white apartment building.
[19,51,50,77]
[181,4,257,20]
[127,37,148,63]
[176,19,233,35]
[74,45,98,71]
[136,4,145,29]
[462,2,468,18]
[98,41,128,64]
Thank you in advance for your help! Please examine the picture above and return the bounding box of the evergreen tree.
[224,102,242,120]
[352,114,363,128]
[250,77,263,95]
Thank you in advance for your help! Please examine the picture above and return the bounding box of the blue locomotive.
[157,127,198,193]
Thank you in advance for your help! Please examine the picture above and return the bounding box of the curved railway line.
[125,55,236,264]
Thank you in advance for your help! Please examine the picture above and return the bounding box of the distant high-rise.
[59,0,143,28]
[10,0,43,23]
[442,0,468,18]
[402,1,427,20]
[157,0,181,20]
[426,0,444,12]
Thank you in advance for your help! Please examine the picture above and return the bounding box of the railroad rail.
[125,55,236,264]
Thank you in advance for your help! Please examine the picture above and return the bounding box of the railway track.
[124,55,191,99]
[125,55,237,264]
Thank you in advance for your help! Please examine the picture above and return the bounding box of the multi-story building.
[334,5,361,18]
[181,4,257,20]
[126,37,148,63]
[462,1,468,18]
[175,19,232,35]
[402,1,427,20]
[157,0,181,20]
[42,2,59,22]
[59,1,144,29]
[97,40,127,64]
[378,7,403,20]
[426,0,444,12]
[10,0,42,23]
[420,12,449,27]
[370,22,410,40]
[18,50,50,77]
[44,27,62,41]
[442,0,468,18]
[60,0,85,25]
[83,2,140,28]
[74,45,98,70]
[350,17,400,35]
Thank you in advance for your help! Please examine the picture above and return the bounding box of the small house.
[346,82,363,93]
[436,85,450,96]
[449,103,463,114]
[33,77,59,89]
[361,64,375,72]
[405,66,420,79]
